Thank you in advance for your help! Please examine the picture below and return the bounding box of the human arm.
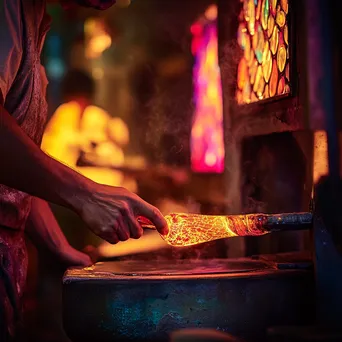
[0,0,167,242]
[26,197,92,266]
[0,107,168,243]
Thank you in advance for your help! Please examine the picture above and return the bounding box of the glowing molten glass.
[191,5,225,173]
[162,213,267,247]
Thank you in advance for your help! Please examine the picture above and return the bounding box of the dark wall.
[241,131,313,255]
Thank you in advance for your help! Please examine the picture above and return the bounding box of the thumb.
[60,247,93,267]
[83,245,100,263]
[135,202,168,235]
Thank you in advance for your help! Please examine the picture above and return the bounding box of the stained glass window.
[236,0,290,105]
[190,5,225,173]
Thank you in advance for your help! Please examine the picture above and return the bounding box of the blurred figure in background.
[42,69,136,191]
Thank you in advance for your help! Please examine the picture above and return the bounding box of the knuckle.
[132,228,143,239]
[129,192,140,203]
[98,226,108,234]
[119,187,130,197]
[151,207,161,218]
[120,234,129,242]
[101,225,116,236]
[110,216,120,226]
[120,203,130,215]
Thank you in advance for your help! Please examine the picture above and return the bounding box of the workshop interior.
[23,0,342,341]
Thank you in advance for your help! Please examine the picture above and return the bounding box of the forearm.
[0,106,91,211]
[26,197,93,266]
[26,197,70,254]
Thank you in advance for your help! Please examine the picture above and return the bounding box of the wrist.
[60,174,95,215]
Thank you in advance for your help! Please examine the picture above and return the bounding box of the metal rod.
[264,212,313,232]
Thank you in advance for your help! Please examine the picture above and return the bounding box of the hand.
[77,184,168,244]
[83,245,100,263]
[57,245,93,267]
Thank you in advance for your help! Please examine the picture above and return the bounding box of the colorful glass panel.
[236,0,291,104]
[191,5,225,173]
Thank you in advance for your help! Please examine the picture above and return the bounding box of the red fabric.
[0,228,28,341]
[0,0,50,230]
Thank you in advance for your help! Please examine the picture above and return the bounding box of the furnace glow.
[190,5,225,173]
[85,18,112,59]
[41,102,129,187]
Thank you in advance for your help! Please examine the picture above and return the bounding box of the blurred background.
[24,0,317,340]
[40,0,234,259]
[27,2,231,340]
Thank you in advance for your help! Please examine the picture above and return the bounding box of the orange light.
[205,4,218,21]
[85,18,112,59]
[313,131,329,184]
[42,102,130,187]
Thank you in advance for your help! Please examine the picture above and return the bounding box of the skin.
[0,0,168,266]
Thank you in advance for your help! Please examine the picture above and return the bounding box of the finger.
[73,252,93,267]
[110,220,121,244]
[83,245,100,263]
[101,230,119,244]
[134,200,168,235]
[126,211,143,239]
[59,248,93,267]
[111,232,120,244]
[116,216,130,242]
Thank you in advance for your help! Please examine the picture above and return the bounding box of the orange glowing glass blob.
[278,76,285,95]
[269,59,278,97]
[161,213,268,247]
[236,0,291,104]
[262,42,272,82]
[267,15,275,38]
[276,10,286,28]
[280,0,288,13]
[191,5,225,173]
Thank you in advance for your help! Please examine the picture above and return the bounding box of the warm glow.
[162,213,268,247]
[191,5,225,173]
[42,101,130,187]
[236,0,290,104]
[85,18,112,59]
[116,0,132,7]
[92,67,104,80]
[205,5,218,21]
[98,231,169,258]
[313,131,329,184]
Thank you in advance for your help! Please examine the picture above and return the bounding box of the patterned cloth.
[0,0,51,230]
[0,1,49,340]
[74,0,116,10]
[0,228,28,341]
